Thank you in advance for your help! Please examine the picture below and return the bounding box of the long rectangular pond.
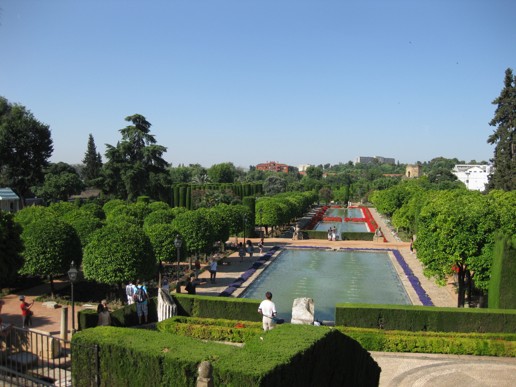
[240,248,411,322]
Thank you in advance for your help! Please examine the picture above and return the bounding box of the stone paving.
[1,208,514,386]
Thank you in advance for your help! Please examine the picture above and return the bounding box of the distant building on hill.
[405,164,422,178]
[256,161,290,173]
[297,164,312,176]
[354,156,396,165]
[452,164,492,191]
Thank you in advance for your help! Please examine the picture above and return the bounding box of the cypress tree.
[82,134,103,186]
[488,68,516,191]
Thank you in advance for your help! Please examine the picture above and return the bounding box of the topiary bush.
[82,221,156,285]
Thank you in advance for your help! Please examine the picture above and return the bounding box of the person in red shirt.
[19,295,34,328]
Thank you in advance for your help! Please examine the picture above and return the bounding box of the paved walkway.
[1,208,513,386]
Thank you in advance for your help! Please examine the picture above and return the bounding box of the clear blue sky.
[1,1,514,169]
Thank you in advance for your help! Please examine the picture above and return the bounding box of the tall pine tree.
[82,133,103,187]
[102,114,170,201]
[488,68,516,191]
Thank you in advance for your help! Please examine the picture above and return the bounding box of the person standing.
[194,258,201,280]
[238,242,245,262]
[185,277,197,294]
[97,299,111,326]
[258,291,277,331]
[126,280,136,305]
[257,240,264,254]
[209,258,218,283]
[246,240,254,259]
[162,277,170,293]
[19,296,34,328]
[135,281,149,325]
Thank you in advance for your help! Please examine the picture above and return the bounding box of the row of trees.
[370,182,515,307]
[2,190,316,293]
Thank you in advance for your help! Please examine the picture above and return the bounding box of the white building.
[297,164,312,172]
[452,165,492,191]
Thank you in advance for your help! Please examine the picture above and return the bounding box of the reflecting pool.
[241,248,411,322]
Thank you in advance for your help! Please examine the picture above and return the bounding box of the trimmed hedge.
[157,316,516,358]
[301,230,374,241]
[340,232,374,241]
[78,298,158,330]
[336,304,516,333]
[338,326,516,357]
[488,234,516,309]
[172,293,261,321]
[72,324,380,386]
[157,316,262,343]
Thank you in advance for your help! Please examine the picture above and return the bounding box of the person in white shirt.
[126,281,136,305]
[209,258,218,283]
[258,291,277,331]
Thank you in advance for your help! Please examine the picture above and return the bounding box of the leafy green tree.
[207,162,236,183]
[19,218,82,297]
[14,205,55,228]
[145,223,179,263]
[61,208,103,248]
[148,201,170,212]
[305,166,323,180]
[105,202,151,227]
[264,175,287,196]
[214,203,248,241]
[0,210,23,286]
[487,68,516,191]
[47,201,78,217]
[203,207,230,250]
[256,198,286,236]
[82,134,103,186]
[319,187,333,204]
[83,222,156,285]
[102,114,169,201]
[143,209,176,231]
[172,209,215,257]
[32,162,85,202]
[102,199,127,216]
[0,97,53,198]
[415,190,497,307]
[79,202,105,220]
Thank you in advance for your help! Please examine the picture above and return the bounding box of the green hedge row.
[78,294,258,331]
[301,230,374,241]
[336,304,516,333]
[172,293,261,321]
[155,316,516,357]
[157,316,262,343]
[340,232,374,241]
[78,299,159,330]
[72,324,380,386]
[338,326,516,357]
[488,233,516,309]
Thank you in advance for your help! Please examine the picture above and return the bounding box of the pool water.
[314,207,369,233]
[241,249,411,322]
[314,221,368,233]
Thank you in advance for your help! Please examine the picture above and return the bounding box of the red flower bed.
[305,206,329,230]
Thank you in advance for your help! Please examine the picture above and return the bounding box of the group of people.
[327,226,338,241]
[238,240,255,262]
[125,280,149,324]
